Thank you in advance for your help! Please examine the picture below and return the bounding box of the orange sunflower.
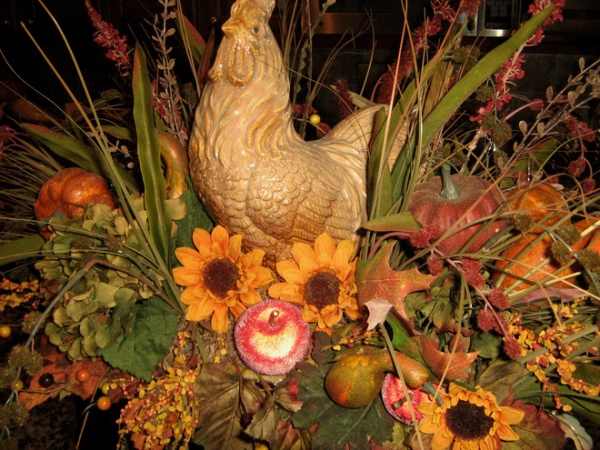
[172,226,274,333]
[418,383,524,450]
[267,232,361,334]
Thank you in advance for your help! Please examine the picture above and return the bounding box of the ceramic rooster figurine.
[189,0,403,264]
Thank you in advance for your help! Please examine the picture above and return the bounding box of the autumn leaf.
[357,243,437,328]
[503,401,567,450]
[415,335,478,381]
[21,346,110,410]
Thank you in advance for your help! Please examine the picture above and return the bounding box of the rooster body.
[189,0,397,263]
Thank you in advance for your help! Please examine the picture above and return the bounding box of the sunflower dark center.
[303,271,341,309]
[446,399,495,441]
[203,258,240,298]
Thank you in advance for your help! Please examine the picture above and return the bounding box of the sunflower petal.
[172,266,200,286]
[314,232,336,259]
[175,247,200,267]
[228,234,243,259]
[211,303,230,333]
[292,242,316,265]
[192,227,212,250]
[498,405,525,425]
[211,225,230,253]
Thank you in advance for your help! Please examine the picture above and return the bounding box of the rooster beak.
[222,19,237,37]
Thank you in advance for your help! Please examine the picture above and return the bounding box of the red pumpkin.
[409,165,507,254]
[34,168,117,221]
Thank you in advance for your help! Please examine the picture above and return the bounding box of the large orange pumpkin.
[505,182,569,233]
[494,233,578,292]
[34,168,117,221]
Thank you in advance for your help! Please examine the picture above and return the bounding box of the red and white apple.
[234,299,311,376]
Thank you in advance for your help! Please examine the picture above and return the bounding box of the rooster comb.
[231,0,275,18]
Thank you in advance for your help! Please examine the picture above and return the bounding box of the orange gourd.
[34,168,117,221]
[571,218,600,253]
[506,182,569,232]
[494,233,578,292]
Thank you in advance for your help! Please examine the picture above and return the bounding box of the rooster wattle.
[188,0,404,264]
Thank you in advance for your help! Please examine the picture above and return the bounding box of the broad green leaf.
[0,234,45,266]
[98,297,179,380]
[420,6,554,149]
[95,287,137,349]
[132,43,171,264]
[170,182,213,267]
[291,361,395,449]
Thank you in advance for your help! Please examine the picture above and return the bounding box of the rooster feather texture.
[188,0,406,264]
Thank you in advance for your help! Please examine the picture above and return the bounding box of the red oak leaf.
[357,243,437,329]
[416,335,479,381]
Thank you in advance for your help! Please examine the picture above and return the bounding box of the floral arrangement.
[0,0,599,449]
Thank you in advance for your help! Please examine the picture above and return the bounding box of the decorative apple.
[234,299,311,376]
[381,373,438,425]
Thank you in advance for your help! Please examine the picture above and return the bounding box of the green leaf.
[420,6,554,149]
[95,287,137,349]
[475,360,530,404]
[362,211,422,233]
[98,297,178,380]
[0,234,45,267]
[471,332,502,360]
[170,180,213,268]
[132,43,171,264]
[367,108,394,217]
[291,361,395,449]
[21,123,101,172]
[176,12,206,63]
[20,123,138,192]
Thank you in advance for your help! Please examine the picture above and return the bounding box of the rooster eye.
[252,26,260,35]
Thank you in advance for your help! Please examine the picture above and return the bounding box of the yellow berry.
[0,326,11,338]
[11,379,23,391]
[309,113,321,125]
[101,382,111,395]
